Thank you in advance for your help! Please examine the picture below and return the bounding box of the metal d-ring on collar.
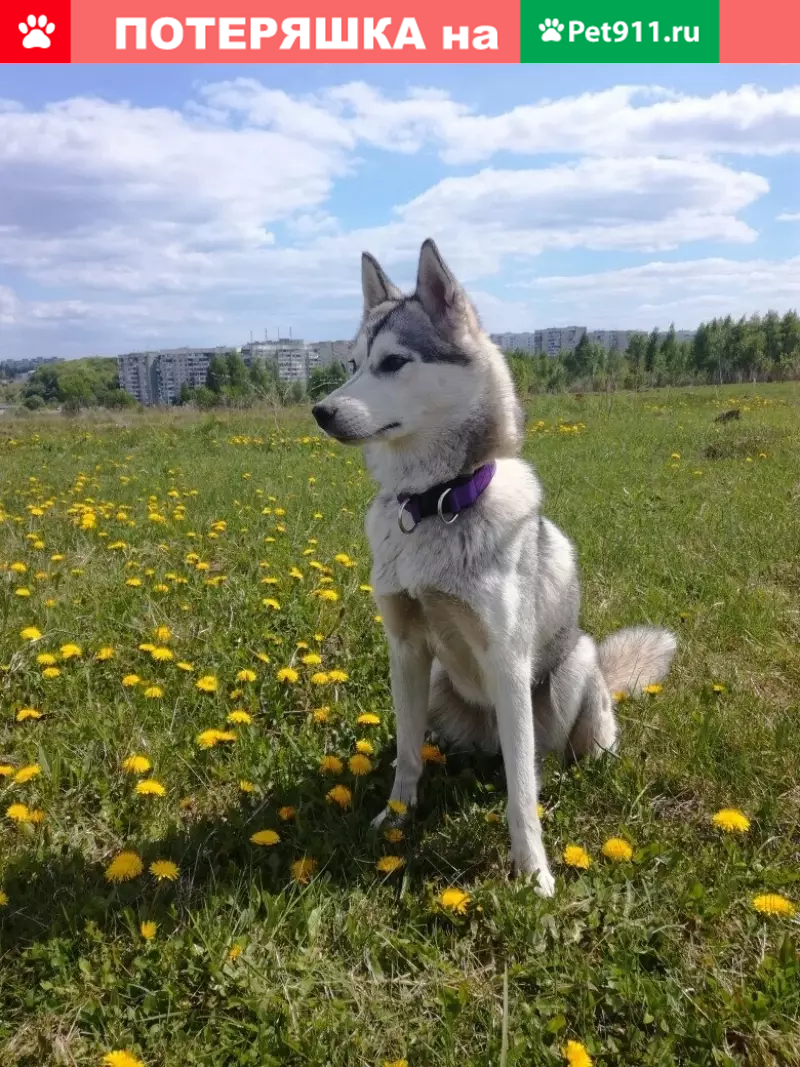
[437,488,458,525]
[397,499,416,534]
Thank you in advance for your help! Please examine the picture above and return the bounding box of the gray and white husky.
[312,239,676,895]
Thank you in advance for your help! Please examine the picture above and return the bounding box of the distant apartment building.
[490,327,586,356]
[492,326,695,357]
[241,339,318,384]
[310,340,353,368]
[118,346,237,405]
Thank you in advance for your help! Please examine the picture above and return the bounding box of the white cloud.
[777,211,800,220]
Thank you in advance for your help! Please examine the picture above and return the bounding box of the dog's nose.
[312,403,336,429]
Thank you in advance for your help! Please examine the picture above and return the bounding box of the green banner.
[521,0,720,62]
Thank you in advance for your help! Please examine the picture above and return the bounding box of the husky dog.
[312,239,676,895]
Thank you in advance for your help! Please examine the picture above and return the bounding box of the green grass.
[1,383,799,1067]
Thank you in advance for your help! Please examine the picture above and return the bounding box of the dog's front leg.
[372,633,432,828]
[486,653,555,897]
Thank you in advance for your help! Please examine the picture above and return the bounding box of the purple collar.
[397,461,496,534]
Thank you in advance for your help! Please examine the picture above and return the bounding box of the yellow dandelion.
[262,597,281,611]
[176,661,194,672]
[564,1040,593,1067]
[384,827,405,843]
[153,625,171,642]
[712,683,726,693]
[601,838,633,862]
[278,805,296,821]
[563,845,592,869]
[0,765,13,777]
[0,890,8,907]
[310,672,330,685]
[312,706,330,723]
[643,683,663,695]
[37,652,57,665]
[356,739,374,755]
[358,713,381,726]
[42,666,61,679]
[326,785,353,809]
[611,690,628,703]
[140,920,157,940]
[150,859,179,881]
[6,803,31,822]
[60,643,82,659]
[348,754,373,776]
[195,675,218,693]
[277,667,299,684]
[227,710,252,725]
[712,808,750,834]
[317,589,340,602]
[250,829,280,846]
[20,626,42,641]
[16,707,42,722]
[102,1052,145,1067]
[320,755,343,775]
[105,850,144,883]
[439,888,470,914]
[376,855,405,874]
[752,893,796,917]
[195,728,236,749]
[228,943,243,961]
[95,647,116,661]
[122,674,141,687]
[14,764,40,784]
[291,857,318,884]
[388,800,407,816]
[421,744,446,765]
[15,587,31,597]
[328,669,348,683]
[151,647,173,662]
[359,584,373,593]
[122,754,152,774]
[302,653,322,666]
[239,780,256,793]
[136,779,166,797]
[143,685,163,699]
[236,669,257,683]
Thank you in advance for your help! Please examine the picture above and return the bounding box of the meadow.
[1,382,799,1067]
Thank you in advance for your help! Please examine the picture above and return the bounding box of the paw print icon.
[539,17,565,41]
[18,13,56,48]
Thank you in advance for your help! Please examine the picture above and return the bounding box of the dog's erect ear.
[362,252,402,313]
[415,239,470,336]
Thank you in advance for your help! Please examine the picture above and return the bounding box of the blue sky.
[0,63,798,360]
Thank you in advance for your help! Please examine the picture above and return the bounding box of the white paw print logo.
[539,17,565,42]
[18,14,56,49]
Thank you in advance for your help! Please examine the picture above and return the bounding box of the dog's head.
[312,239,522,461]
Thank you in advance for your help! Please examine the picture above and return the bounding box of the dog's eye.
[377,354,410,374]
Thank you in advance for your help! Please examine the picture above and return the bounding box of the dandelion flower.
[712,683,726,693]
[377,855,405,874]
[37,653,57,665]
[356,739,374,755]
[0,890,8,907]
[250,829,280,846]
[143,685,163,699]
[563,1040,593,1067]
[176,661,194,672]
[228,943,243,960]
[239,780,255,793]
[122,674,141,687]
[277,667,299,684]
[328,669,348,683]
[16,707,42,722]
[302,653,322,666]
[196,728,236,749]
[105,850,144,883]
[140,920,157,940]
[151,647,173,662]
[102,1052,145,1067]
[388,800,407,816]
[6,803,31,822]
[136,779,166,797]
[349,754,372,776]
[312,706,329,723]
[0,765,13,777]
[42,666,61,679]
[384,828,404,843]
[643,683,663,695]
[320,755,343,775]
[227,710,252,725]
[310,672,330,685]
[20,626,42,641]
[262,598,281,611]
[611,690,628,703]
[317,589,340,602]
[95,647,116,661]
[278,805,296,821]
[196,675,219,693]
[752,893,796,917]
[421,744,446,765]
[60,643,82,659]
[601,838,633,862]
[358,713,381,726]
[712,808,750,834]
[439,888,470,914]
[122,755,151,774]
[150,859,179,881]
[14,764,40,784]
[326,785,352,809]
[291,857,318,884]
[563,845,592,870]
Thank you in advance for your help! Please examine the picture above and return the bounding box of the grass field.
[1,382,800,1067]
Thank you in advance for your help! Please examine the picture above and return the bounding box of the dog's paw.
[370,807,389,830]
[533,867,556,898]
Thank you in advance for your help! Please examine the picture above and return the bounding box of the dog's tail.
[598,625,677,697]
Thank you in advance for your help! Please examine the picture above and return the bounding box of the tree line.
[179,352,347,408]
[505,310,800,396]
